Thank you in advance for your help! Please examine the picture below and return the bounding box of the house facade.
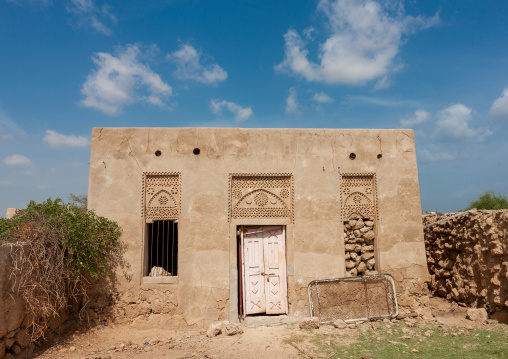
[87,127,429,328]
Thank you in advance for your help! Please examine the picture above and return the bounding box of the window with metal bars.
[146,220,178,277]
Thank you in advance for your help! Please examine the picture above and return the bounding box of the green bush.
[463,190,508,211]
[0,198,121,278]
[0,198,123,341]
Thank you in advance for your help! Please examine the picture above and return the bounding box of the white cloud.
[43,130,90,148]
[489,87,508,119]
[303,26,316,40]
[313,91,333,103]
[285,87,300,115]
[3,154,33,167]
[210,99,253,122]
[167,44,227,85]
[81,44,172,115]
[400,109,431,127]
[275,0,439,85]
[66,0,117,36]
[0,111,27,138]
[434,104,491,141]
[419,148,456,162]
[347,95,419,107]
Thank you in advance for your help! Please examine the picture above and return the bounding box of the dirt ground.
[28,297,506,359]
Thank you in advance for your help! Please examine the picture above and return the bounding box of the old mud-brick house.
[87,128,429,328]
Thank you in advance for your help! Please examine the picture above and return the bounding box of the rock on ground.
[299,317,320,330]
[225,323,244,336]
[466,308,488,322]
[206,323,223,338]
[333,319,347,329]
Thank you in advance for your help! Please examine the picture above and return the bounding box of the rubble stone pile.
[344,218,376,277]
[423,210,508,316]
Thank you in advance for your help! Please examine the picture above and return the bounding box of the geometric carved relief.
[229,174,293,221]
[141,172,181,220]
[341,173,377,221]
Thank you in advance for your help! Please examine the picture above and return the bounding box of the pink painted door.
[263,226,287,314]
[242,226,287,316]
[242,227,266,314]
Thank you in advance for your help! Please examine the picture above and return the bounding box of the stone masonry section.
[423,210,508,318]
[344,218,376,276]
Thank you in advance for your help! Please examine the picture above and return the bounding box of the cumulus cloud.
[43,130,90,148]
[275,0,439,85]
[434,104,491,141]
[313,91,333,103]
[66,0,117,36]
[489,87,508,119]
[400,109,431,127]
[3,154,33,167]
[285,87,300,115]
[210,99,253,122]
[81,44,172,115]
[167,44,227,85]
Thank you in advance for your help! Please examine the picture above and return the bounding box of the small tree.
[67,192,88,207]
[463,191,508,210]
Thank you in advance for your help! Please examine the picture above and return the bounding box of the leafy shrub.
[0,198,123,341]
[463,191,508,211]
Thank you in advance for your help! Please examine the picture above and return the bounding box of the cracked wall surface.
[87,128,428,327]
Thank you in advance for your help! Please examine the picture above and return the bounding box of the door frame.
[229,219,294,322]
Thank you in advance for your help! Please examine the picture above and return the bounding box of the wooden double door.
[240,225,288,316]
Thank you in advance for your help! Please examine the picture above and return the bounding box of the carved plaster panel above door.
[229,173,293,221]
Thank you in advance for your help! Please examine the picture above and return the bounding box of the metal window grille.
[308,274,398,324]
[146,220,178,277]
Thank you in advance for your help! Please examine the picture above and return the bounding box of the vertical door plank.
[264,226,288,315]
[243,227,266,314]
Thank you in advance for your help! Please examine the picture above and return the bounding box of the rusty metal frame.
[307,274,398,324]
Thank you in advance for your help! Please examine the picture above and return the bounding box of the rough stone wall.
[344,218,376,277]
[423,210,508,316]
[0,244,115,358]
[1,244,32,358]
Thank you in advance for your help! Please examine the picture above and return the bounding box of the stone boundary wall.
[0,244,112,358]
[423,210,508,319]
[1,244,31,358]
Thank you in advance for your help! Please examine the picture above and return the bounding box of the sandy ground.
[27,297,505,359]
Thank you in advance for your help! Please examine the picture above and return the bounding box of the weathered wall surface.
[88,128,429,327]
[1,244,31,358]
[423,210,508,319]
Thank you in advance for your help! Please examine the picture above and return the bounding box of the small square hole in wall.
[146,220,178,277]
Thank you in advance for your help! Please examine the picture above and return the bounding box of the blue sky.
[1,0,508,216]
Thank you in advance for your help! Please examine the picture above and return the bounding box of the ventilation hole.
[349,153,356,160]
[377,154,382,159]
[193,148,200,155]
[155,150,161,157]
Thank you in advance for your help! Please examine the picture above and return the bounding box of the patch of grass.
[309,321,508,359]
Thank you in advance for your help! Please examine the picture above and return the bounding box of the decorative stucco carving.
[341,173,377,221]
[229,174,293,221]
[142,172,181,220]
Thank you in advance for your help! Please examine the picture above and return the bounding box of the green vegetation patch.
[307,321,508,359]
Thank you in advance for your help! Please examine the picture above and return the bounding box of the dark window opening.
[146,220,178,277]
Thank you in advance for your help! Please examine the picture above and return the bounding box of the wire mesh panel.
[308,274,398,323]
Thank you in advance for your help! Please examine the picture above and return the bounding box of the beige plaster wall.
[87,128,429,327]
